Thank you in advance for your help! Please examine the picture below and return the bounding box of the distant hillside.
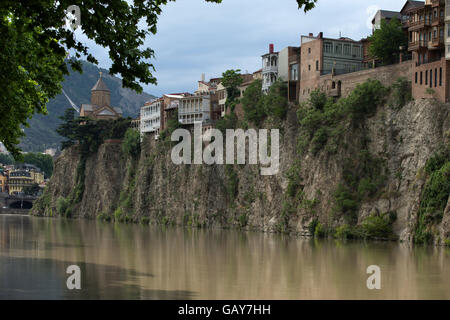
[19,61,156,152]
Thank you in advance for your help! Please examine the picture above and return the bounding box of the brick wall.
[411,58,449,102]
[317,60,414,100]
[299,38,323,101]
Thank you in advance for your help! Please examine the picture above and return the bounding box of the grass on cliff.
[414,144,450,244]
[297,79,389,156]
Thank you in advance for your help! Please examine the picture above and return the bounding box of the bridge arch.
[8,200,33,209]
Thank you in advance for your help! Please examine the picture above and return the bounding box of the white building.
[178,95,211,125]
[140,98,163,136]
[262,44,279,93]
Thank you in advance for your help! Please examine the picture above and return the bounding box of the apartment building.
[405,0,450,101]
[178,95,211,127]
[140,98,164,137]
[299,32,364,101]
[7,165,44,195]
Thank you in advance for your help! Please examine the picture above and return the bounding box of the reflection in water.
[0,214,449,299]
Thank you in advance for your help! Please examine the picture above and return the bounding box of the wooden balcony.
[408,19,431,31]
[431,0,443,8]
[408,40,427,51]
[432,16,444,26]
[428,37,444,49]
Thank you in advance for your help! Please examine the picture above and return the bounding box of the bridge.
[0,192,38,211]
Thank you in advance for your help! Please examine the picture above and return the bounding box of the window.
[440,67,442,86]
[435,68,437,87]
[316,60,319,71]
[425,70,428,85]
[415,72,418,84]
[308,48,311,54]
[335,44,342,54]
[352,46,360,57]
[429,69,432,88]
[324,42,332,53]
[308,64,311,71]
[343,44,351,56]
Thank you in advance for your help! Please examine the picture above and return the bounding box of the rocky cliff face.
[32,98,450,244]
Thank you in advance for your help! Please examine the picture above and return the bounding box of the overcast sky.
[74,0,408,97]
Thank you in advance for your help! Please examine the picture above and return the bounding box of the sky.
[73,0,408,97]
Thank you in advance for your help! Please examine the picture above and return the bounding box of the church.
[80,72,123,120]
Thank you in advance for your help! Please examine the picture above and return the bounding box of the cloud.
[75,0,406,96]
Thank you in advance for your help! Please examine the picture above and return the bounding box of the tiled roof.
[91,73,110,91]
[81,104,94,111]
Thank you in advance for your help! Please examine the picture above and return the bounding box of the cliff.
[32,91,450,245]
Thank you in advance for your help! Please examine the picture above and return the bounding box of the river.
[0,214,449,299]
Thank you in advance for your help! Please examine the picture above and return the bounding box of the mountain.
[19,61,156,152]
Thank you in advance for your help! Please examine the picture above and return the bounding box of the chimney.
[318,32,323,39]
[201,73,205,82]
[269,44,274,53]
[309,33,313,37]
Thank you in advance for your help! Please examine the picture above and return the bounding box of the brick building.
[299,32,364,102]
[405,0,450,102]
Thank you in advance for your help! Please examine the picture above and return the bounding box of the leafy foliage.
[415,145,450,244]
[23,183,41,196]
[122,128,141,159]
[296,0,318,11]
[241,79,288,127]
[0,152,53,178]
[297,80,388,155]
[221,69,243,104]
[0,0,222,157]
[368,18,408,65]
[389,77,412,110]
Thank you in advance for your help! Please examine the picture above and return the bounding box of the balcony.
[408,19,431,31]
[428,37,444,49]
[432,15,444,26]
[431,0,443,8]
[408,40,427,51]
[262,65,278,74]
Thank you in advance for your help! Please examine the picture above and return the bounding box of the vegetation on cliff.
[414,144,450,244]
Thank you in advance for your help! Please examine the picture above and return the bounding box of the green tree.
[222,69,243,102]
[241,80,265,126]
[56,108,77,150]
[122,128,141,159]
[1,0,315,158]
[20,153,54,178]
[296,0,318,11]
[23,183,41,196]
[0,0,222,158]
[368,18,408,65]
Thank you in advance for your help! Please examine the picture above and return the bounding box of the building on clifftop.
[80,72,123,120]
